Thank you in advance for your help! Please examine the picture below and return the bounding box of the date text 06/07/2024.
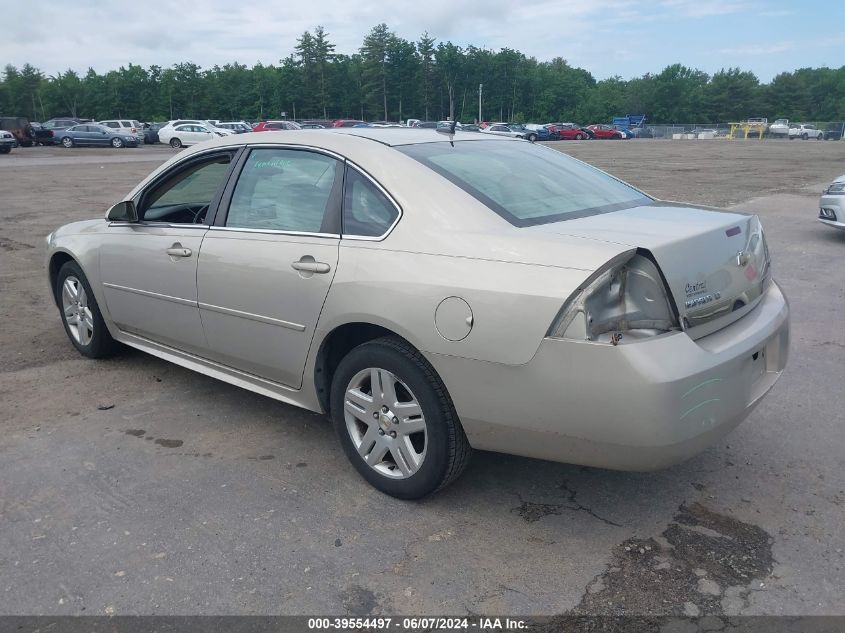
[306,617,528,630]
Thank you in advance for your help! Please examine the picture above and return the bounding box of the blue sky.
[1,0,843,81]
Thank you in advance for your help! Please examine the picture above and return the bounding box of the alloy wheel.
[61,276,94,346]
[343,367,427,479]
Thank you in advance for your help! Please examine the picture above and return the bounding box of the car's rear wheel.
[802,133,809,140]
[170,138,182,148]
[61,136,73,148]
[56,261,120,359]
[330,336,471,499]
[527,133,537,142]
[111,137,124,148]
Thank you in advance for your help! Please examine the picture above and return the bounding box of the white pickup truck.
[789,123,824,140]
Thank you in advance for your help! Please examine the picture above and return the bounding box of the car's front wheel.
[111,137,124,148]
[169,138,182,148]
[56,261,120,358]
[61,136,73,148]
[330,336,471,499]
[527,133,537,142]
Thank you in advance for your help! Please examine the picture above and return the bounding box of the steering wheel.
[192,204,209,224]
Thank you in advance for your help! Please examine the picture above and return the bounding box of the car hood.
[526,201,770,336]
[52,219,106,238]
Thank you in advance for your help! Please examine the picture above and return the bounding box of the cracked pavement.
[1,141,844,615]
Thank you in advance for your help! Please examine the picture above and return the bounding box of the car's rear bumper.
[430,281,789,471]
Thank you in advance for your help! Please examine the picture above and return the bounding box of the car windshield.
[398,140,652,227]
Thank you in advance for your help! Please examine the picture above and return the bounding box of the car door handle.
[291,260,331,274]
[166,244,192,258]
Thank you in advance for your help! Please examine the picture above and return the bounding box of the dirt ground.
[1,139,843,619]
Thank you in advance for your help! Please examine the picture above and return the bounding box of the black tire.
[330,336,471,499]
[0,146,10,154]
[111,137,124,148]
[802,133,808,140]
[576,133,584,140]
[527,133,537,142]
[170,137,182,148]
[56,261,121,359]
[61,136,74,148]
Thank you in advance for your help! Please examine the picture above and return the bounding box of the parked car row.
[6,114,840,152]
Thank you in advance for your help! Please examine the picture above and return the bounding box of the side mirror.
[106,200,138,223]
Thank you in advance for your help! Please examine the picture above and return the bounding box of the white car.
[158,123,225,148]
[819,174,845,229]
[480,123,524,139]
[789,124,823,140]
[160,120,235,136]
[99,119,144,143]
[768,119,790,137]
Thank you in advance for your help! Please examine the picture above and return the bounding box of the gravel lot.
[1,139,843,618]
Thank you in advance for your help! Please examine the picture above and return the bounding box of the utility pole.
[478,84,483,124]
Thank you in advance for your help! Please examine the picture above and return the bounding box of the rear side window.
[225,148,341,233]
[342,169,399,237]
[398,140,652,227]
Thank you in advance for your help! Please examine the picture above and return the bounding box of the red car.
[252,120,302,132]
[586,124,624,139]
[331,119,366,128]
[546,123,590,140]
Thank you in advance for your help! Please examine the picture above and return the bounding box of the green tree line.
[2,24,844,124]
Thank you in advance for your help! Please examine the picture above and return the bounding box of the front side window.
[225,148,340,233]
[343,169,399,237]
[139,153,233,224]
[399,140,652,227]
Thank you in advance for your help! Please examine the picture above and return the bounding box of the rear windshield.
[398,140,652,227]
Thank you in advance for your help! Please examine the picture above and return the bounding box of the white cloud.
[719,41,796,56]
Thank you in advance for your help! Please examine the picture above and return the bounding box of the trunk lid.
[530,202,770,337]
